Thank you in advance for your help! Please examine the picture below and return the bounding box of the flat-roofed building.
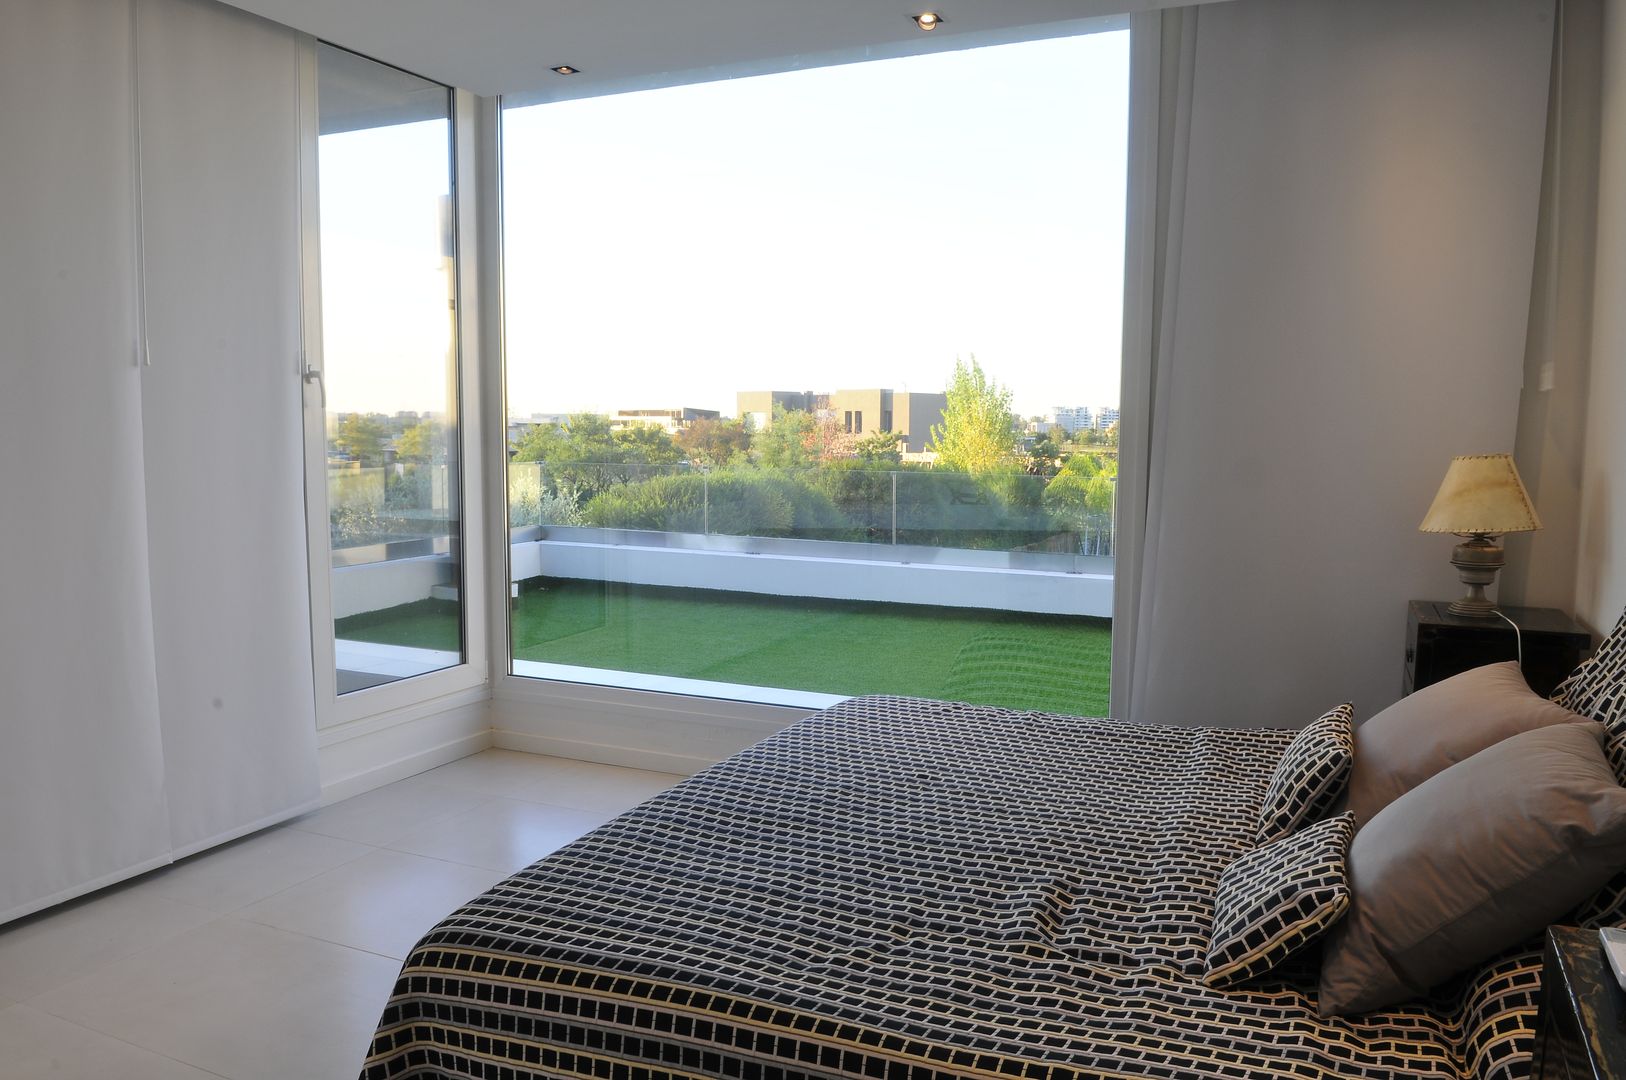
[735,390,813,433]
[612,407,720,434]
[740,388,946,453]
[828,389,947,453]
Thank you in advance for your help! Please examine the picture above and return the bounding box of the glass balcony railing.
[506,459,1117,560]
[328,462,458,566]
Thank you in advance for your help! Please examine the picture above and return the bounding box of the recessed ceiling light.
[551,65,579,75]
[911,11,944,30]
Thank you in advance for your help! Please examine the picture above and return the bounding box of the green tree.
[1043,452,1118,535]
[331,414,389,466]
[753,405,815,469]
[674,417,752,467]
[511,413,680,506]
[612,423,683,465]
[853,430,903,464]
[1027,435,1062,477]
[396,419,446,463]
[928,356,1019,474]
[511,413,613,464]
[511,413,682,467]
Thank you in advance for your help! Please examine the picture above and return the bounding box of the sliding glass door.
[492,29,1130,713]
[306,44,466,699]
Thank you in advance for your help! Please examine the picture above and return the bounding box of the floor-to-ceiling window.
[482,28,1128,713]
[309,44,465,695]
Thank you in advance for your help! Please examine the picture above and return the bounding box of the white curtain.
[0,0,174,923]
[1504,0,1604,613]
[0,0,319,922]
[1110,8,1198,721]
[1120,0,1555,727]
[136,0,320,856]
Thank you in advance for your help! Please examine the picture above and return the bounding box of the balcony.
[331,458,1117,711]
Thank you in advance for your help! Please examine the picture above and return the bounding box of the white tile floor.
[0,750,684,1080]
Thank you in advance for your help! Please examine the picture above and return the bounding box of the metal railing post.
[703,473,710,536]
[1109,474,1118,558]
[891,471,898,545]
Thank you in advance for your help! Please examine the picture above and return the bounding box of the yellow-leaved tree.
[928,356,1019,474]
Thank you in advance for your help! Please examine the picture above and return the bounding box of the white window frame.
[477,18,1154,760]
[299,42,490,733]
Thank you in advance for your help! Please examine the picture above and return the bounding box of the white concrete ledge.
[511,660,847,710]
[331,553,455,619]
[513,538,1113,617]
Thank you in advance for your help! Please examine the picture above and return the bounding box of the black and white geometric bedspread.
[362,696,1541,1080]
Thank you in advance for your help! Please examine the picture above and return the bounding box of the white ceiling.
[219,0,1182,101]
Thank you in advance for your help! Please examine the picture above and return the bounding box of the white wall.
[1576,0,1626,632]
[1131,0,1555,727]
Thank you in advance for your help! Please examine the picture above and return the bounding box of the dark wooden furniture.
[1404,600,1592,698]
[1534,926,1626,1080]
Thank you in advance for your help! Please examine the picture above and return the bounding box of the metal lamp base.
[1447,534,1505,618]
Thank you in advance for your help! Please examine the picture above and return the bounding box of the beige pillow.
[1318,722,1626,1016]
[1346,662,1589,826]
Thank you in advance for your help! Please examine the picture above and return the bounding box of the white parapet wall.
[331,553,456,619]
[511,537,1113,618]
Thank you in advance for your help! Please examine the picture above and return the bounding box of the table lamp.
[1419,453,1542,618]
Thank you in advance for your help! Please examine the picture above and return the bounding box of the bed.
[360,695,1556,1080]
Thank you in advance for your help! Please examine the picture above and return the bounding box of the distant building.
[736,391,814,433]
[612,407,720,434]
[1046,406,1092,434]
[828,389,947,453]
[739,388,947,453]
[505,412,569,447]
[1045,405,1119,435]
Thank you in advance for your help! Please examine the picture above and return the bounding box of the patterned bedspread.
[362,696,1542,1080]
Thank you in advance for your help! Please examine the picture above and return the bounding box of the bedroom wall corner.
[316,686,493,804]
[1574,0,1626,633]
[490,682,813,776]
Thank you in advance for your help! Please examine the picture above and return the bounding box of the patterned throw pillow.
[1555,607,1626,930]
[1255,704,1354,844]
[1552,608,1626,778]
[1205,812,1356,988]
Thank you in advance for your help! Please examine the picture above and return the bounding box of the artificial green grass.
[336,579,1112,716]
[335,599,464,651]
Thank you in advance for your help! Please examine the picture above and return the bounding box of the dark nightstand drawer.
[1405,601,1592,699]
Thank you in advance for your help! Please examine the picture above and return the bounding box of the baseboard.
[489,680,811,777]
[318,694,494,804]
[491,727,714,776]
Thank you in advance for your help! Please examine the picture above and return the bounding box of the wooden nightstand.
[1404,600,1592,699]
[1534,926,1626,1080]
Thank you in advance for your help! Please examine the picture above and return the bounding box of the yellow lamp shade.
[1419,453,1541,535]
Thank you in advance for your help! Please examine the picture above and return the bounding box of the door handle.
[302,359,325,409]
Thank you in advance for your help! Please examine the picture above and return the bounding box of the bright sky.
[321,28,1129,422]
[318,116,456,421]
